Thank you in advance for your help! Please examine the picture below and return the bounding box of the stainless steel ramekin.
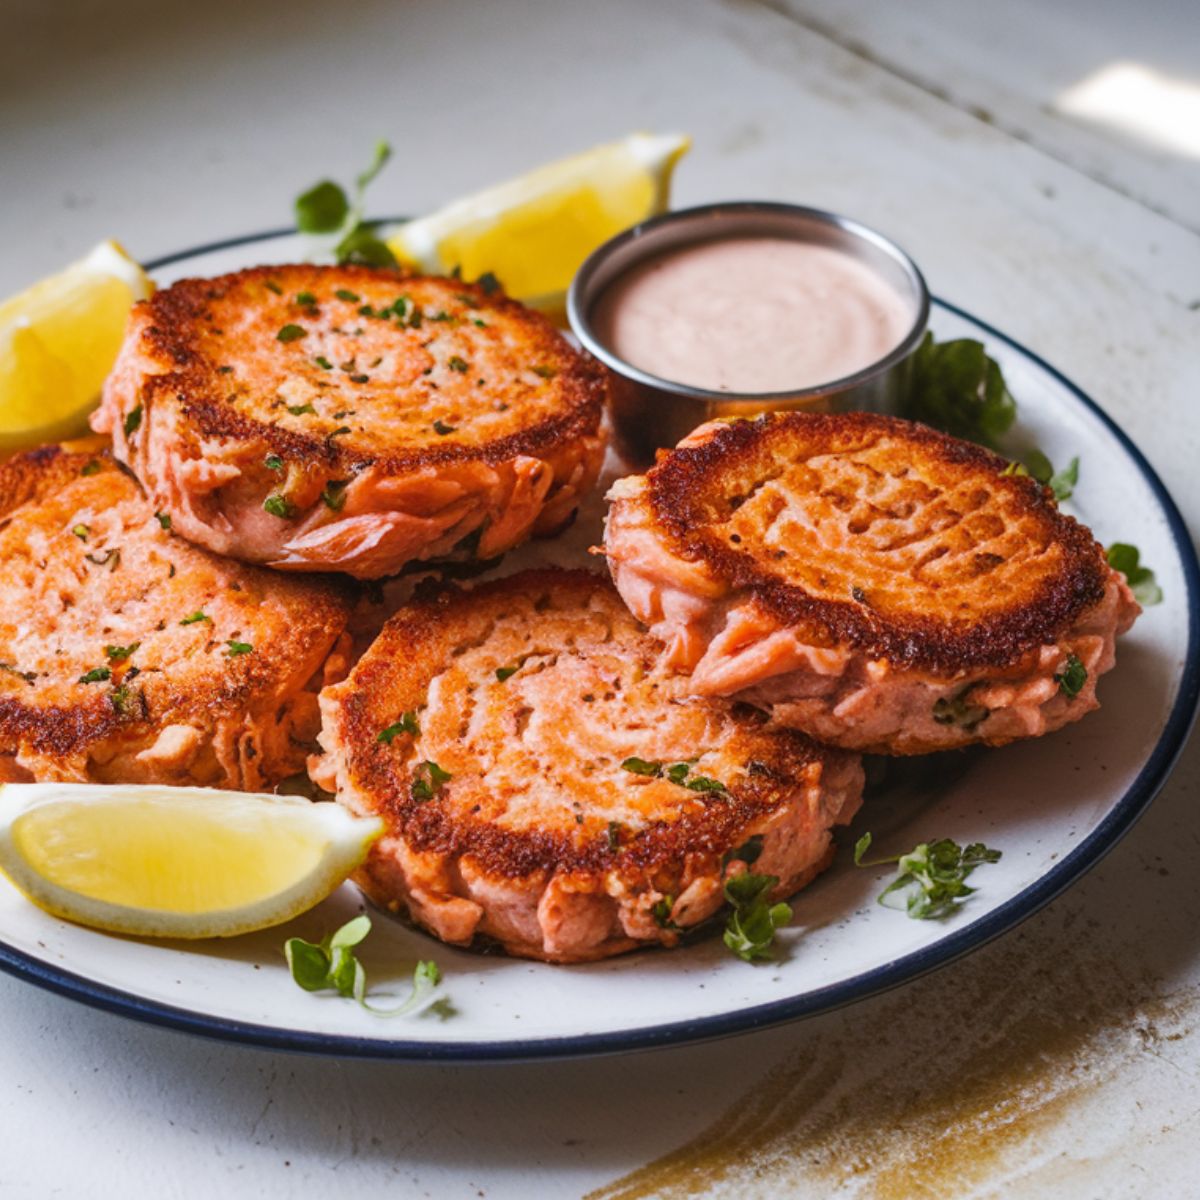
[567,201,930,464]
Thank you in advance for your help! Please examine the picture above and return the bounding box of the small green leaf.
[263,493,295,519]
[321,481,348,511]
[621,757,662,777]
[123,405,143,438]
[104,642,139,662]
[295,180,350,234]
[285,937,333,991]
[531,365,557,379]
[722,872,790,963]
[855,834,1002,919]
[180,611,210,626]
[294,291,317,308]
[335,226,397,268]
[155,511,172,530]
[264,453,285,472]
[432,419,457,436]
[335,289,360,303]
[476,272,501,295]
[1107,543,1163,606]
[72,524,90,540]
[723,835,764,868]
[226,640,253,657]
[411,760,451,801]
[78,666,111,684]
[685,775,727,794]
[378,711,419,743]
[1048,456,1079,501]
[1055,653,1087,697]
[447,355,469,373]
[495,665,519,682]
[277,324,307,344]
[287,403,315,416]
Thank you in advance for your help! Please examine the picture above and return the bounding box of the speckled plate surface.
[0,227,1195,1061]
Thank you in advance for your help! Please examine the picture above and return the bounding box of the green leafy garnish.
[294,291,317,308]
[80,460,101,476]
[377,711,420,743]
[476,272,501,295]
[335,223,397,268]
[903,334,1015,448]
[531,365,557,379]
[1054,653,1087,697]
[155,511,172,530]
[78,666,111,684]
[264,453,285,472]
[295,180,350,234]
[286,403,315,416]
[621,757,662,777]
[684,775,727,794]
[123,405,143,438]
[72,524,90,540]
[1107,543,1163,606]
[432,419,457,436]
[314,355,334,371]
[651,896,679,931]
[1047,456,1079,501]
[284,915,444,1017]
[277,324,307,344]
[104,642,139,662]
[335,288,360,303]
[320,481,348,511]
[226,640,253,657]
[180,611,210,626]
[109,683,136,716]
[722,873,792,963]
[263,280,283,295]
[854,833,1001,919]
[495,665,519,682]
[411,760,451,801]
[263,493,295,519]
[447,355,469,373]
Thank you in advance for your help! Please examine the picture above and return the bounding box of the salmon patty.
[312,569,863,963]
[93,265,607,579]
[604,412,1140,755]
[0,443,353,787]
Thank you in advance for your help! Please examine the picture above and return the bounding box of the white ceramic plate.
[0,227,1195,1060]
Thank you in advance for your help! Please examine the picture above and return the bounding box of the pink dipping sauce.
[591,236,914,394]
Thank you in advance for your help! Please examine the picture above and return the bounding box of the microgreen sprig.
[722,872,792,963]
[1107,543,1163,606]
[854,833,1001,920]
[294,141,397,267]
[284,915,444,1017]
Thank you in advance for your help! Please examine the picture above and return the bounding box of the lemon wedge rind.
[0,783,382,940]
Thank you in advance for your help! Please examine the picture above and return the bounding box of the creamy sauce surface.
[592,236,914,393]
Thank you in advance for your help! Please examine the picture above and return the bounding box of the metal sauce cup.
[567,201,930,464]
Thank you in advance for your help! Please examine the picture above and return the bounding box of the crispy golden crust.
[642,412,1109,674]
[0,445,353,785]
[127,264,605,471]
[322,569,853,881]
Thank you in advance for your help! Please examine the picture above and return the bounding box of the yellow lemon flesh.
[388,132,690,319]
[0,783,382,939]
[0,240,153,454]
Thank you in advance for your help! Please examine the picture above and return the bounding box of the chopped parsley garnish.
[277,323,307,344]
[378,710,420,744]
[411,760,451,801]
[80,460,101,476]
[447,355,469,373]
[335,288,360,303]
[155,511,172,530]
[0,663,36,684]
[651,896,679,931]
[932,691,989,728]
[348,373,370,384]
[226,640,253,657]
[722,873,791,963]
[123,405,143,437]
[473,319,487,328]
[325,426,352,448]
[495,665,520,682]
[72,524,90,541]
[263,280,284,295]
[854,832,1002,919]
[314,355,334,370]
[432,419,457,435]
[621,757,663,777]
[722,835,764,868]
[180,611,210,625]
[476,272,501,295]
[408,307,423,328]
[1054,654,1087,697]
[262,493,295,519]
[285,915,444,1018]
[217,365,234,374]
[294,291,317,307]
[1107,543,1163,606]
[684,775,727,793]
[287,403,316,416]
[78,667,112,684]
[264,453,284,472]
[320,481,348,511]
[104,642,139,661]
[531,365,557,379]
[109,683,136,716]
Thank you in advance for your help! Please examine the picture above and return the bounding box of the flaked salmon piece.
[313,569,863,963]
[603,412,1140,755]
[0,444,353,787]
[93,265,607,579]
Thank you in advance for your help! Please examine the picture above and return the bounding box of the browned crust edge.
[644,411,1109,674]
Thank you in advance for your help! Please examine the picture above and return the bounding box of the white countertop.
[3,1,1199,1196]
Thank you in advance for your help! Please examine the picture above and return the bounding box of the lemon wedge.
[0,783,382,939]
[388,132,690,318]
[0,240,153,455]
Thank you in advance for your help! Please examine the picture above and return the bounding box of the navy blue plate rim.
[0,225,1195,1062]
